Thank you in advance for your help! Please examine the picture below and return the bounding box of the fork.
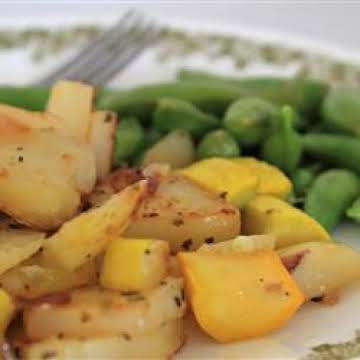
[36,10,159,86]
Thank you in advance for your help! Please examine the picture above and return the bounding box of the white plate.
[0,9,359,359]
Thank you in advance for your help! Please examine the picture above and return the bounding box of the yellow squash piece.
[0,288,15,336]
[181,157,258,207]
[242,195,331,248]
[100,238,170,292]
[178,251,304,343]
[43,181,148,271]
[232,157,292,198]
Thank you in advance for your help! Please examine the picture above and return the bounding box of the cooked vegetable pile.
[1,71,359,230]
[0,75,359,359]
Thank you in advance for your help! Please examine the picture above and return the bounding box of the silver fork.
[36,10,159,86]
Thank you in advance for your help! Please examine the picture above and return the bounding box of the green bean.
[292,167,317,196]
[223,97,280,147]
[153,98,218,137]
[142,127,163,149]
[177,69,329,118]
[0,86,111,111]
[304,169,359,231]
[113,117,145,166]
[97,82,247,122]
[197,129,240,159]
[346,197,360,223]
[322,87,360,136]
[303,133,360,173]
[0,86,49,111]
[261,106,302,175]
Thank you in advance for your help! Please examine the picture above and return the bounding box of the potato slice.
[0,104,62,132]
[89,111,117,180]
[0,229,44,275]
[18,319,184,360]
[0,260,96,300]
[23,277,186,341]
[199,235,276,254]
[178,251,304,343]
[181,157,258,207]
[0,110,96,194]
[43,180,148,270]
[125,175,241,253]
[142,130,195,169]
[100,238,170,292]
[0,116,96,229]
[47,81,94,142]
[279,242,360,300]
[242,195,331,248]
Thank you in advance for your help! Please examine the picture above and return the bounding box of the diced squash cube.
[178,251,304,343]
[199,235,275,254]
[181,158,258,207]
[100,238,170,291]
[243,195,331,248]
[0,288,15,336]
[47,81,94,142]
[43,181,148,271]
[232,157,292,198]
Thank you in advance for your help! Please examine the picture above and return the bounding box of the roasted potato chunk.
[0,228,44,275]
[279,242,360,301]
[0,115,96,230]
[0,104,63,132]
[23,277,186,341]
[42,181,148,270]
[17,319,184,360]
[125,175,241,253]
[0,260,97,300]
[47,81,94,143]
[89,111,117,180]
[199,235,276,254]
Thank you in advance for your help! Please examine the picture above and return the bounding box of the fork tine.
[71,15,147,83]
[36,10,137,85]
[89,26,160,85]
[82,22,159,84]
[63,13,145,82]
